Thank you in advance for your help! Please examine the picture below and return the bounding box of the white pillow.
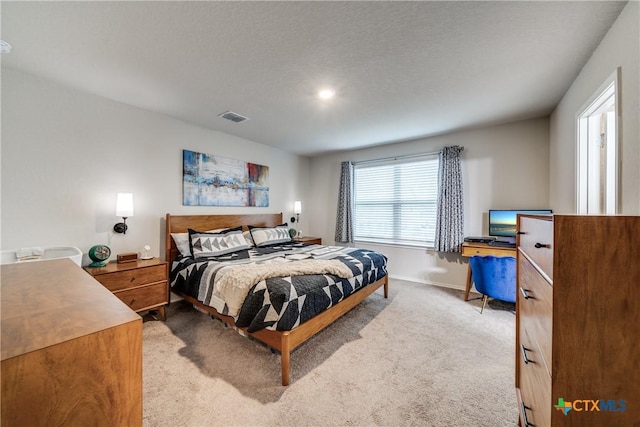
[171,228,228,257]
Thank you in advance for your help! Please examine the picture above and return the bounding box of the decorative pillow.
[249,224,292,247]
[171,228,229,257]
[188,227,248,258]
[243,230,255,247]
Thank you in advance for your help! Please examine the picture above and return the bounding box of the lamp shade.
[116,193,134,217]
[294,201,302,214]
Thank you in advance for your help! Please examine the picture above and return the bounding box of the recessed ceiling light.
[318,89,336,100]
[0,40,12,54]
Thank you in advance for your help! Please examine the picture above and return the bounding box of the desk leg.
[464,263,473,301]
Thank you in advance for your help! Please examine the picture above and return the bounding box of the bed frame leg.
[281,332,291,386]
[384,276,389,299]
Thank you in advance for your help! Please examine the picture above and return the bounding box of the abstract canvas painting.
[183,150,269,207]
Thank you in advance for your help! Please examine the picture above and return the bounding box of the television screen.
[488,209,552,238]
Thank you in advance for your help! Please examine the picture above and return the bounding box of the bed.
[165,213,388,385]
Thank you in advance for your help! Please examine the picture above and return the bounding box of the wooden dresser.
[1,259,142,426]
[85,258,169,320]
[515,214,640,426]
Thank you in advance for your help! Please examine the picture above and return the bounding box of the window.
[353,154,439,247]
[577,69,619,214]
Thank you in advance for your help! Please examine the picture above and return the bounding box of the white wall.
[308,118,550,289]
[550,1,639,214]
[1,69,310,262]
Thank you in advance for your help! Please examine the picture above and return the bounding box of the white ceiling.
[1,1,627,156]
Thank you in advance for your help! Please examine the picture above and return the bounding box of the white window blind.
[353,154,439,247]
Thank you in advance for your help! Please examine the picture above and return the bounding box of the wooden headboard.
[165,213,283,265]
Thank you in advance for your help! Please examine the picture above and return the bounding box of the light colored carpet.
[142,279,518,426]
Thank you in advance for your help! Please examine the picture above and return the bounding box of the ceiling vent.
[218,111,249,123]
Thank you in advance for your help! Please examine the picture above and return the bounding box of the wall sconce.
[114,193,134,234]
[290,200,302,223]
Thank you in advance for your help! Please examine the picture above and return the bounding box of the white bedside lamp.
[114,193,134,234]
[293,201,302,223]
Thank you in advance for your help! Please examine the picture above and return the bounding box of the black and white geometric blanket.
[170,243,387,332]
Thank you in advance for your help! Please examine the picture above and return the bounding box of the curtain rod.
[353,146,464,166]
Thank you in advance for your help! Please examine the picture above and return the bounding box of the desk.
[461,242,516,301]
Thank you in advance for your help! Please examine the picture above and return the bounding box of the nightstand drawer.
[114,282,167,312]
[295,237,322,245]
[84,258,169,321]
[97,265,166,292]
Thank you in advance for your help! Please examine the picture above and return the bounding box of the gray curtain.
[434,145,464,252]
[335,161,354,243]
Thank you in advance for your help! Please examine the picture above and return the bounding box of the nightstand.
[294,236,322,245]
[84,258,169,320]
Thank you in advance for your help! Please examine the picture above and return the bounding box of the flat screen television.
[488,209,552,239]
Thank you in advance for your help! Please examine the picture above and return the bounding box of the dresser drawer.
[518,326,551,427]
[96,265,166,292]
[518,255,552,376]
[114,282,168,312]
[518,216,553,280]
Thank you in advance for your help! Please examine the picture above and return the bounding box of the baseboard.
[388,274,479,295]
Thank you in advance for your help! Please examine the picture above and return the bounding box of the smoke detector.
[218,111,249,123]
